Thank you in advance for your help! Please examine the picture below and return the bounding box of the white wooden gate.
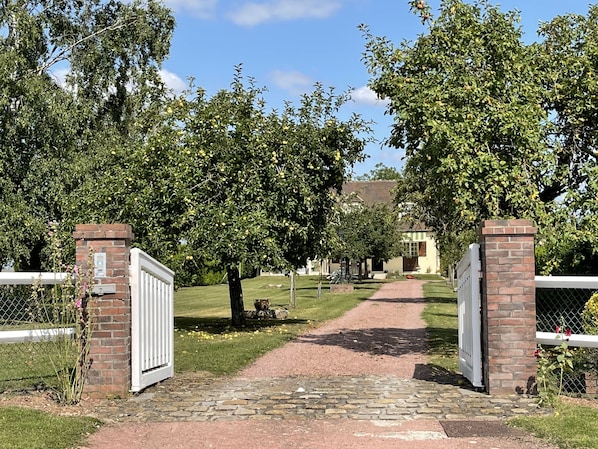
[130,248,175,392]
[457,243,483,388]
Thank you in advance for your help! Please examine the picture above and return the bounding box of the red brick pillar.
[479,219,537,395]
[73,224,134,398]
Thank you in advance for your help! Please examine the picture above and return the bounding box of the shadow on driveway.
[296,327,428,357]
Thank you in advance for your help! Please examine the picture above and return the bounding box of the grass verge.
[0,275,385,449]
[509,399,598,449]
[173,275,386,374]
[421,280,459,372]
[0,406,101,449]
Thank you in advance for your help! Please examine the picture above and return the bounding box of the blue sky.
[157,0,594,176]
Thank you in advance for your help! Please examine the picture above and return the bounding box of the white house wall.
[380,231,440,275]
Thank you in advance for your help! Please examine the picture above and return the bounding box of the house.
[261,180,440,278]
[333,180,440,277]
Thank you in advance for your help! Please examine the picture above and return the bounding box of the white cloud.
[227,0,342,26]
[163,0,217,18]
[160,69,188,94]
[349,86,389,107]
[269,69,313,96]
[47,65,187,96]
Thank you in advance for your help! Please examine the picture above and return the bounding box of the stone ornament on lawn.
[244,299,288,319]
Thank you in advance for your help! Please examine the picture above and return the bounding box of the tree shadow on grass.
[424,295,458,304]
[427,326,458,352]
[174,316,309,334]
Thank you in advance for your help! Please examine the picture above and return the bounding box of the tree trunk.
[344,257,351,283]
[227,265,246,327]
[289,271,296,308]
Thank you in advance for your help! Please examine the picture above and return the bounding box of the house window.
[404,242,426,258]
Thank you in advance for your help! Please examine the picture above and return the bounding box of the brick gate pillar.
[479,219,537,395]
[73,224,134,398]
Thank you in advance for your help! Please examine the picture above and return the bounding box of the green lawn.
[509,399,598,449]
[0,275,387,449]
[421,280,598,449]
[0,341,63,391]
[173,275,386,374]
[0,406,101,449]
[4,275,598,449]
[421,280,459,372]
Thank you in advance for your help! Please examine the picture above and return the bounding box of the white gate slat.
[130,248,174,392]
[457,243,483,388]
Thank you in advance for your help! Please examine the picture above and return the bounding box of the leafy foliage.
[174,71,370,324]
[582,293,598,335]
[0,0,174,269]
[85,68,371,324]
[361,0,598,273]
[1,0,370,325]
[331,202,402,266]
[355,162,402,181]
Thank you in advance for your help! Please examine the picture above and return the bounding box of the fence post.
[479,219,537,395]
[73,224,134,398]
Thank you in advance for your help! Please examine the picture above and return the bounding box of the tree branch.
[37,18,135,76]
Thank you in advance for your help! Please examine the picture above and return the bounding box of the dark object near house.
[254,299,270,311]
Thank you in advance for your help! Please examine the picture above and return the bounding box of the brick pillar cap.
[480,219,536,236]
[73,224,134,241]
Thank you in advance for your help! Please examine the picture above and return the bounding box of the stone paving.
[92,373,548,423]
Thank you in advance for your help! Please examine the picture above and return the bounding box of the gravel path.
[239,279,428,378]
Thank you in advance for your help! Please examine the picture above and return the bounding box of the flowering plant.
[581,293,598,381]
[534,323,574,407]
[30,223,94,404]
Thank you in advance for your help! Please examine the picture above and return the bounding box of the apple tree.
[362,0,598,273]
[134,69,371,326]
[331,201,402,280]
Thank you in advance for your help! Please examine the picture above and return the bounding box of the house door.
[403,257,418,272]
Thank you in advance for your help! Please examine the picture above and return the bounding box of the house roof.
[341,181,397,205]
[341,180,432,233]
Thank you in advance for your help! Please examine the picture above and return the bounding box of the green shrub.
[582,293,598,335]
